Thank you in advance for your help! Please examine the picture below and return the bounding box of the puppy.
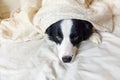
[45,19,101,63]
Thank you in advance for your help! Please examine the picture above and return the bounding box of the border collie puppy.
[45,19,101,63]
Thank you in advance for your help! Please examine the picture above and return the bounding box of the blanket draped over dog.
[1,0,120,80]
[0,0,120,42]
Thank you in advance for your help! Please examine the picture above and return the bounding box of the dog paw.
[89,33,102,44]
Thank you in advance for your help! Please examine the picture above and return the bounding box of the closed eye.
[56,36,62,41]
[70,34,79,41]
[70,34,82,46]
[73,36,79,41]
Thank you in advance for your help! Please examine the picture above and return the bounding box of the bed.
[0,0,120,80]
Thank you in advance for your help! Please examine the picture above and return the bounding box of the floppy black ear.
[45,25,53,36]
[45,25,56,42]
[82,20,93,40]
[45,23,57,37]
[45,20,62,36]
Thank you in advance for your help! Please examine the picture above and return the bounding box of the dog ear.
[82,20,93,40]
[45,25,54,36]
[45,26,51,35]
[72,19,93,41]
[45,20,62,36]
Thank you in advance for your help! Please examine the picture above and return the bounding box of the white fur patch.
[57,20,77,62]
[60,20,73,38]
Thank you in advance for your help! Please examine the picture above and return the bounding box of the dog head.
[45,19,93,63]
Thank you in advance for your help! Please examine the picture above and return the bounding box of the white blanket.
[0,32,120,80]
[33,0,114,33]
[1,0,120,42]
[0,0,120,80]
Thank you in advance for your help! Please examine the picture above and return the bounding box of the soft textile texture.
[0,32,120,80]
[0,0,42,42]
[0,0,20,19]
[33,0,113,33]
[0,0,120,80]
[0,0,120,41]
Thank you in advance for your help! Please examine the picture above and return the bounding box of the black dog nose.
[62,56,72,63]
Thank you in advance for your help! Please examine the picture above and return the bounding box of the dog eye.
[73,36,79,41]
[56,36,62,41]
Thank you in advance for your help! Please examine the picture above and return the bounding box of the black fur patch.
[46,19,93,47]
[70,19,93,47]
[45,20,63,44]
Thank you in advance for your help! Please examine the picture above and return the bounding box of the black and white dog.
[45,19,101,63]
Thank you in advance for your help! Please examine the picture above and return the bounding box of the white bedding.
[0,0,120,80]
[0,32,120,80]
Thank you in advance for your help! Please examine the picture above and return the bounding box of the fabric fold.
[33,0,113,33]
